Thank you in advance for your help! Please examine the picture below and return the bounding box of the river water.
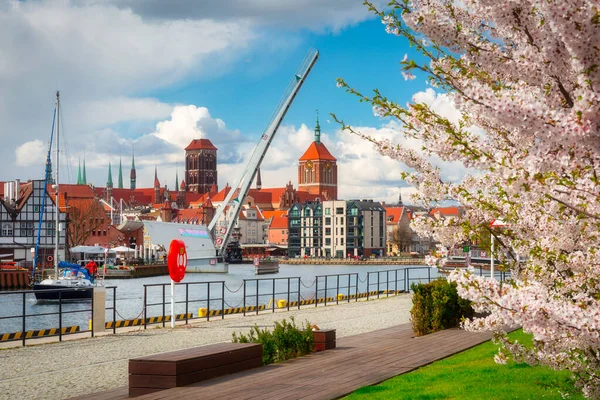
[0,263,436,334]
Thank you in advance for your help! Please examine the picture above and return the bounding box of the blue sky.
[1,1,462,203]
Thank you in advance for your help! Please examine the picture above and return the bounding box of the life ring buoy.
[47,255,53,262]
[168,239,187,283]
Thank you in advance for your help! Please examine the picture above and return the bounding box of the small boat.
[33,261,95,300]
[254,257,279,275]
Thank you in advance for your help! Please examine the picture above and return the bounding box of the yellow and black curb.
[102,313,193,329]
[198,305,267,317]
[1,326,79,342]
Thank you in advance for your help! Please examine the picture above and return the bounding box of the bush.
[410,279,473,336]
[232,317,314,365]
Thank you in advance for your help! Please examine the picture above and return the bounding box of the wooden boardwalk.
[81,323,494,400]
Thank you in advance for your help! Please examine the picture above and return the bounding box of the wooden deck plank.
[82,323,496,400]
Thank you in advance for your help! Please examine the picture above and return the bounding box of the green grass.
[345,330,583,400]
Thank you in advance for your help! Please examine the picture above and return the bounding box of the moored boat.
[254,257,279,275]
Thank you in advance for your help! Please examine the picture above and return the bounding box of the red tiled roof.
[54,184,96,199]
[385,207,407,224]
[262,210,287,220]
[269,215,288,229]
[185,138,218,151]
[247,189,273,204]
[173,208,206,224]
[430,207,461,216]
[299,142,336,161]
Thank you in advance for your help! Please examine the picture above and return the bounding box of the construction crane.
[208,48,319,255]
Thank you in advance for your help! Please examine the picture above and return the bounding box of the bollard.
[337,293,344,301]
[92,286,106,334]
[277,299,287,308]
[198,308,207,317]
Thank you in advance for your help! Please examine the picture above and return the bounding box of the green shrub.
[232,317,314,365]
[410,279,473,336]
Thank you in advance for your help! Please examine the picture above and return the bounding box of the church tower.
[185,139,218,194]
[298,112,338,200]
[118,157,123,189]
[106,161,113,202]
[130,152,136,190]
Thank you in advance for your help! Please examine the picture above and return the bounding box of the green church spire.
[118,157,123,189]
[107,161,113,188]
[314,110,321,144]
[77,158,82,185]
[130,150,137,190]
[82,158,87,185]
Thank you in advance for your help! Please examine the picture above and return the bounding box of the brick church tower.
[185,139,218,194]
[298,114,337,200]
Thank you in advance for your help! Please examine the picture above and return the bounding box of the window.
[341,227,344,235]
[336,207,343,215]
[350,207,358,216]
[325,227,331,235]
[1,223,12,236]
[281,230,285,235]
[304,208,311,217]
[341,238,344,245]
[325,238,331,245]
[325,217,331,225]
[340,218,344,226]
[325,208,330,215]
[92,230,96,236]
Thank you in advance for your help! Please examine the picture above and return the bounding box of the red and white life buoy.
[47,255,53,262]
[168,239,187,283]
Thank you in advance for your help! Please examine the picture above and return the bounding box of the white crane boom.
[208,48,319,253]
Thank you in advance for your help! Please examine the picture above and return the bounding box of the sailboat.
[33,92,96,301]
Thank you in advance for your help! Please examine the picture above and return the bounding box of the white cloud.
[15,140,46,167]
[0,0,256,182]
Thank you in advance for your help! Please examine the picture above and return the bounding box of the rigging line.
[33,106,57,280]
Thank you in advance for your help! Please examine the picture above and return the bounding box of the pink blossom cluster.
[350,0,600,396]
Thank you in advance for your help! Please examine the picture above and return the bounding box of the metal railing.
[315,273,358,306]
[0,288,95,345]
[143,281,226,327]
[243,277,301,315]
[3,267,512,337]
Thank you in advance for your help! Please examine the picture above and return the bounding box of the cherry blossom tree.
[334,0,600,396]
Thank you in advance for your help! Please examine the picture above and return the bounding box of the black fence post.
[315,278,318,308]
[287,278,290,311]
[113,287,116,335]
[377,272,381,299]
[367,273,370,301]
[221,282,225,320]
[336,275,340,305]
[89,288,93,338]
[256,280,259,315]
[207,283,211,322]
[428,267,431,283]
[272,279,276,313]
[162,285,166,327]
[347,274,351,303]
[143,285,147,330]
[22,292,26,346]
[243,280,247,316]
[185,284,189,324]
[386,270,390,297]
[355,273,358,302]
[297,279,301,310]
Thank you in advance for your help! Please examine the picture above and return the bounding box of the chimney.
[14,179,20,201]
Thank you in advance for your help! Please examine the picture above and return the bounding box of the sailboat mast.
[54,91,60,278]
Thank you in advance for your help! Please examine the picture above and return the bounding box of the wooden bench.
[128,342,262,397]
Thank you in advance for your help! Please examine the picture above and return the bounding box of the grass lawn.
[345,330,583,400]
